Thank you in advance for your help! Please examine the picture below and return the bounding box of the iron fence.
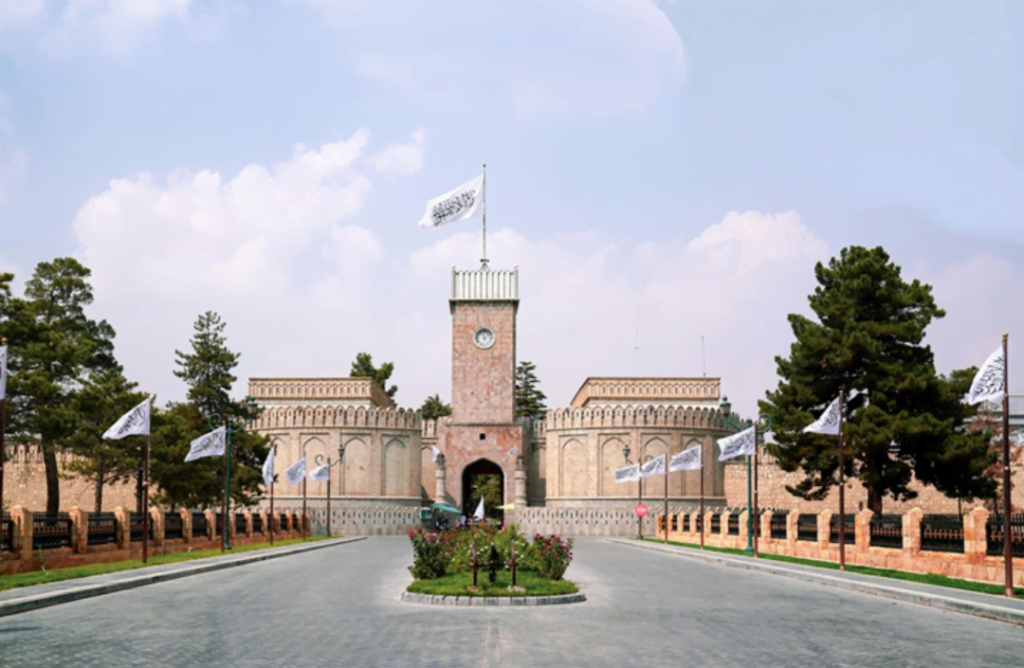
[869,514,903,549]
[164,513,184,541]
[710,513,721,535]
[727,512,740,536]
[986,514,1024,558]
[828,514,855,544]
[1,513,14,552]
[920,514,964,553]
[252,513,264,534]
[33,513,73,550]
[796,514,817,542]
[278,513,288,532]
[235,513,247,535]
[214,514,223,537]
[129,513,153,543]
[87,512,118,546]
[770,511,789,540]
[191,512,208,539]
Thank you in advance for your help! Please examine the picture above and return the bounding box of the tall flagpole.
[269,477,275,546]
[753,422,760,558]
[1001,333,1013,597]
[481,163,488,269]
[142,430,151,565]
[699,452,705,550]
[663,462,669,544]
[0,338,7,525]
[838,390,846,571]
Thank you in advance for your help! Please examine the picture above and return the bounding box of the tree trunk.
[43,438,60,516]
[135,467,144,515]
[868,486,883,515]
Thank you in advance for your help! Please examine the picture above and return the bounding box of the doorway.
[461,459,504,524]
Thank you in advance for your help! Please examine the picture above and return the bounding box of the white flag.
[309,464,331,482]
[966,346,1006,405]
[669,445,702,472]
[717,426,757,461]
[184,426,225,462]
[262,446,276,487]
[431,445,442,463]
[473,495,485,520]
[640,454,666,478]
[0,344,7,400]
[103,396,152,440]
[417,175,484,228]
[285,457,307,486]
[803,396,842,435]
[614,463,640,483]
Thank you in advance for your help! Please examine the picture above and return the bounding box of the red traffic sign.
[635,503,648,518]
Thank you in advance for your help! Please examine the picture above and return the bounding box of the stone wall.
[2,444,137,512]
[282,500,425,536]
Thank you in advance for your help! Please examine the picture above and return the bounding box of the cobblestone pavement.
[1,537,1022,667]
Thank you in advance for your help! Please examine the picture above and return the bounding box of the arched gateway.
[461,458,505,523]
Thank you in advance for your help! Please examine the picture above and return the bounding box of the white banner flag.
[640,453,666,478]
[102,396,152,440]
[184,426,225,462]
[262,446,276,487]
[0,344,7,400]
[309,464,331,482]
[966,346,1006,405]
[717,426,756,461]
[803,396,842,435]
[614,463,640,483]
[417,175,484,228]
[431,445,442,463]
[473,495,485,520]
[669,445,702,472]
[285,457,307,486]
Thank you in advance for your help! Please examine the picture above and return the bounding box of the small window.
[479,433,486,441]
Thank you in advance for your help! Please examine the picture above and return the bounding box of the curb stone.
[608,538,1024,627]
[400,591,585,606]
[0,537,366,619]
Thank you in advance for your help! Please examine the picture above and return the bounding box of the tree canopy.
[350,352,397,400]
[515,361,547,418]
[419,393,452,421]
[761,246,995,513]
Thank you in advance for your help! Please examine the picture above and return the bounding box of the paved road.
[1,538,1022,667]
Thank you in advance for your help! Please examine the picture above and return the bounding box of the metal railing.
[191,512,209,540]
[87,512,118,546]
[769,511,789,540]
[869,514,903,549]
[234,513,247,535]
[796,514,817,542]
[920,514,964,553]
[277,513,288,532]
[252,513,264,534]
[164,513,184,541]
[1,513,14,552]
[710,513,722,535]
[129,513,153,543]
[33,513,73,550]
[214,514,223,537]
[828,514,855,544]
[986,514,1024,558]
[727,512,740,536]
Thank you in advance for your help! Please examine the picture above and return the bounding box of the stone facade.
[2,444,137,512]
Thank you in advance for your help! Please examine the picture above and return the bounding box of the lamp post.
[622,444,653,540]
[206,396,258,552]
[313,444,345,537]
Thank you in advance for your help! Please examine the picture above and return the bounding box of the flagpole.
[1001,333,1013,597]
[481,163,488,268]
[754,422,759,559]
[326,471,332,538]
[221,438,228,553]
[269,478,275,547]
[142,430,150,565]
[663,462,669,544]
[745,453,753,553]
[0,338,6,524]
[303,472,308,541]
[700,453,705,550]
[838,390,846,571]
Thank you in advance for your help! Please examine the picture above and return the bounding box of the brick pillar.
[204,509,216,541]
[856,510,873,552]
[722,511,731,543]
[964,507,989,562]
[739,510,749,545]
[818,511,832,551]
[242,510,253,538]
[113,506,131,549]
[68,506,87,553]
[228,512,236,538]
[150,508,164,548]
[514,456,527,508]
[786,511,799,549]
[182,509,193,542]
[435,454,447,503]
[10,506,33,561]
[763,511,774,545]
[903,508,922,554]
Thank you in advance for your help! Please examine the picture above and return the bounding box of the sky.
[0,0,1022,416]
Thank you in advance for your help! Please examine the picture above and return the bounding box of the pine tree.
[419,394,452,420]
[173,311,239,416]
[761,246,994,513]
[515,361,547,418]
[350,352,397,400]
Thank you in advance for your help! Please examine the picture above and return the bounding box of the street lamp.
[743,414,772,556]
[622,443,653,540]
[313,443,346,538]
[206,396,258,551]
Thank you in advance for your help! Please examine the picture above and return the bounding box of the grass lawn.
[642,538,1024,597]
[0,536,331,593]
[407,570,578,597]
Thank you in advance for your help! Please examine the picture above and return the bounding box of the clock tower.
[439,265,523,519]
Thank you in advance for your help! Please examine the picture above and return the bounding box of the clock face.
[473,327,496,349]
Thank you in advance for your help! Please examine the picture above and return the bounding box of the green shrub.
[408,529,448,580]
[523,533,574,580]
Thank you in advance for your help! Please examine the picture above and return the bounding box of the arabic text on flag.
[285,457,307,486]
[262,446,276,487]
[417,175,484,228]
[184,426,226,462]
[966,346,1006,405]
[717,426,756,461]
[309,464,331,482]
[103,396,152,440]
[803,396,841,435]
[640,453,666,478]
[669,446,702,472]
[614,463,640,483]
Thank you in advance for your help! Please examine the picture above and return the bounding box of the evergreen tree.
[5,259,117,515]
[515,361,547,418]
[761,246,994,513]
[64,367,148,512]
[173,311,239,416]
[469,474,502,520]
[350,352,397,400]
[419,394,452,420]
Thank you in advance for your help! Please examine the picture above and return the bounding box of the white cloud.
[0,0,43,29]
[366,129,427,177]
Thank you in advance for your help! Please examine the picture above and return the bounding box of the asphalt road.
[1,537,1021,667]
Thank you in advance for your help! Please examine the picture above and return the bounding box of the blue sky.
[1,0,1022,414]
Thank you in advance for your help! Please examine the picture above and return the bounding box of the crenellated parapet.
[545,405,732,431]
[570,377,721,409]
[249,377,395,408]
[4,444,81,465]
[255,406,421,431]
